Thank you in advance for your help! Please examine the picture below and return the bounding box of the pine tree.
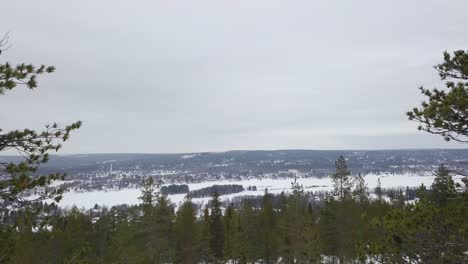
[222,203,237,262]
[240,200,262,263]
[0,34,81,214]
[138,177,175,263]
[199,205,213,263]
[372,198,468,263]
[258,190,279,263]
[279,184,320,263]
[330,156,353,201]
[152,188,175,263]
[174,199,199,263]
[352,173,369,204]
[209,190,224,261]
[430,164,457,207]
[107,214,142,263]
[407,50,468,143]
[139,177,158,217]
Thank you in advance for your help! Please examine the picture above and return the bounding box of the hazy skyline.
[2,1,468,153]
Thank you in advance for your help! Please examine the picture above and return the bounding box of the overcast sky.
[1,1,468,153]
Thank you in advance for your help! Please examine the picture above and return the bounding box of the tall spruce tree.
[198,205,213,263]
[236,200,260,263]
[222,203,237,262]
[138,177,175,263]
[279,182,320,263]
[258,190,279,263]
[174,198,199,263]
[152,190,175,263]
[209,189,224,261]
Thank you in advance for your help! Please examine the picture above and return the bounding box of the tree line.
[189,184,245,198]
[1,159,467,263]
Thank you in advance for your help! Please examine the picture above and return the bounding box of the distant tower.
[109,163,113,176]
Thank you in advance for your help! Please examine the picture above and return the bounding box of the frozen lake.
[56,172,465,209]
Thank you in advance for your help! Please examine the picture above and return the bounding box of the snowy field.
[56,172,466,209]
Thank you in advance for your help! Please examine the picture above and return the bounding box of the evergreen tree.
[152,189,174,263]
[106,206,142,263]
[235,200,260,263]
[199,205,213,263]
[431,164,457,207]
[352,173,369,204]
[174,199,199,263]
[258,190,279,263]
[408,50,468,143]
[392,189,405,208]
[138,177,158,217]
[330,156,353,201]
[222,203,237,262]
[209,190,224,261]
[324,197,375,263]
[138,177,175,263]
[279,184,320,263]
[371,199,468,263]
[0,34,81,214]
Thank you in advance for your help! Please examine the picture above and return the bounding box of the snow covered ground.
[56,172,466,209]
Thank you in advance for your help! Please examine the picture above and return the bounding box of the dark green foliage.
[198,205,213,263]
[258,190,279,263]
[139,176,159,216]
[431,164,457,207]
[174,199,199,263]
[353,173,369,204]
[408,50,468,142]
[237,201,261,263]
[209,190,224,261]
[330,156,353,201]
[0,168,467,263]
[189,184,244,198]
[402,49,468,261]
[222,204,237,261]
[161,184,189,195]
[369,199,468,263]
[139,180,174,264]
[0,37,81,220]
[278,186,320,263]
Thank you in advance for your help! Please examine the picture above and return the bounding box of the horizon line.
[2,147,468,157]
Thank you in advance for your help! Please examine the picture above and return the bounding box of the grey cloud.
[1,0,467,153]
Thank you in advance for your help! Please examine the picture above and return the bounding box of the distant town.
[2,149,467,195]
